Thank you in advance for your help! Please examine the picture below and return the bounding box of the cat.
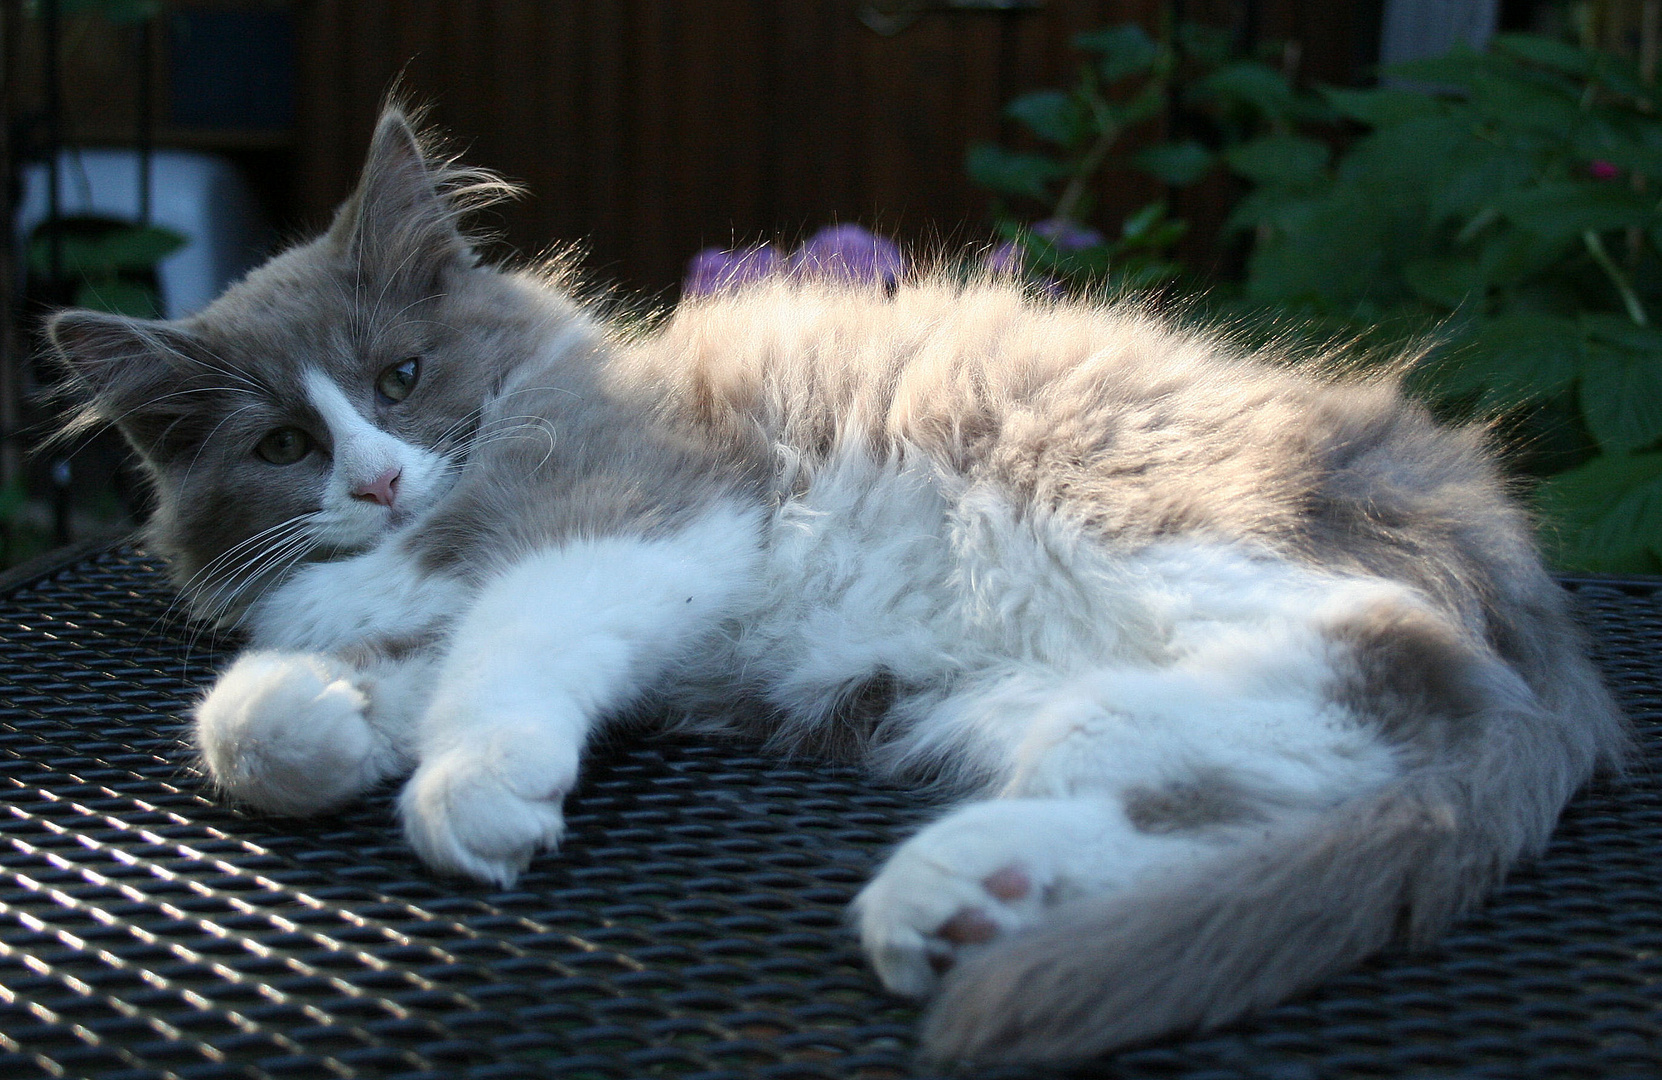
[46,107,1627,1065]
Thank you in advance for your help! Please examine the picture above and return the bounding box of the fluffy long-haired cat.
[46,108,1626,1064]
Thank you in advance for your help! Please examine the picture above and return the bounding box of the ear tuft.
[328,104,521,287]
[45,309,200,451]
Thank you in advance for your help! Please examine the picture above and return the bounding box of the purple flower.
[1031,217,1105,251]
[790,224,906,284]
[982,241,1024,275]
[684,244,782,295]
[1589,159,1622,180]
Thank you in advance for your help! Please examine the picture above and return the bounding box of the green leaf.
[1005,90,1093,148]
[1495,182,1655,242]
[1402,257,1485,309]
[28,223,185,276]
[1431,313,1581,410]
[1133,140,1213,185]
[966,144,1069,201]
[28,233,97,277]
[1110,82,1165,128]
[1534,451,1662,568]
[1386,48,1487,91]
[1476,227,1571,286]
[1176,22,1231,67]
[1581,312,1662,351]
[1195,61,1297,117]
[1320,87,1440,128]
[1335,114,1471,189]
[97,224,186,269]
[1573,112,1662,177]
[1119,200,1167,241]
[1578,319,1662,453]
[1224,135,1329,187]
[1240,183,1398,305]
[74,279,161,317]
[1466,70,1582,135]
[1074,24,1158,83]
[1493,32,1593,76]
[1430,143,1537,224]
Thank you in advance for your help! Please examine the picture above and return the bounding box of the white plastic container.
[15,148,268,318]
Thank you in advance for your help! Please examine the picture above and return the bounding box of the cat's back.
[624,277,1498,550]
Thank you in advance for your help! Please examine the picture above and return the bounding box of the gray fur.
[46,108,587,617]
[1124,772,1265,834]
[921,584,1623,1063]
[45,107,1628,1066]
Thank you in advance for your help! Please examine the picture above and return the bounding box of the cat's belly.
[716,446,1420,734]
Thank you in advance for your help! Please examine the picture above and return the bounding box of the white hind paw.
[397,727,578,887]
[854,801,1071,998]
[195,651,394,815]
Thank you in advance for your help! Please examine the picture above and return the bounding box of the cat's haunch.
[47,107,1627,1065]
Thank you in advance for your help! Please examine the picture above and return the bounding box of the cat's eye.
[254,427,313,465]
[376,357,420,403]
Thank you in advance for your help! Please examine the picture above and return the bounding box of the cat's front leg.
[853,797,1214,997]
[197,536,468,814]
[195,649,429,815]
[398,505,763,886]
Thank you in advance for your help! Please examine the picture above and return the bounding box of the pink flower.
[684,245,782,295]
[1589,160,1621,180]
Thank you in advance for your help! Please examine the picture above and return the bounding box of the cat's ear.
[46,309,204,458]
[328,107,513,289]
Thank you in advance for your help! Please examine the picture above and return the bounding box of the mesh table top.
[0,543,1656,1080]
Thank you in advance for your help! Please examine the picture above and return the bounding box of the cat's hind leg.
[854,794,1216,997]
[855,601,1407,1000]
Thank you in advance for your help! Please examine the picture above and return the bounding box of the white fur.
[243,537,469,654]
[194,651,406,814]
[855,796,1217,996]
[397,504,765,884]
[302,368,451,547]
[197,531,469,811]
[694,445,1415,995]
[204,441,1413,979]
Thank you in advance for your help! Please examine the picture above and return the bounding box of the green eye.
[376,357,420,403]
[255,426,312,465]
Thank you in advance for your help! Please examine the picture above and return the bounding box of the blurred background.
[3,0,1659,575]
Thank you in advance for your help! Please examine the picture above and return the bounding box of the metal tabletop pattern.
[0,545,1656,1080]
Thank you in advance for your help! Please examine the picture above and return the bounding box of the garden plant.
[966,23,1662,574]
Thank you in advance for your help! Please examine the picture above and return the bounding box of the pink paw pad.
[982,866,1031,901]
[937,909,999,946]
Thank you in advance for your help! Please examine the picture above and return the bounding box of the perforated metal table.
[0,543,1657,1079]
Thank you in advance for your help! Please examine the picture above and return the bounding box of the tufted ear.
[327,106,515,292]
[46,308,210,461]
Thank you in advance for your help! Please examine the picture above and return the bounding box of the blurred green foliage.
[970,24,1662,574]
[28,221,185,318]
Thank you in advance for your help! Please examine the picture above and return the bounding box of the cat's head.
[47,107,584,624]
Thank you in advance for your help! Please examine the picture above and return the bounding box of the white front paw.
[195,651,395,815]
[397,725,578,887]
[854,801,1061,999]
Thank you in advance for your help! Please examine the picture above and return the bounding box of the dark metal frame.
[0,541,1657,1079]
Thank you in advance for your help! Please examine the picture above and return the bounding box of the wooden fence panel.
[293,0,1373,296]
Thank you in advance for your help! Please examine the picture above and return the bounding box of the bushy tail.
[919,647,1625,1064]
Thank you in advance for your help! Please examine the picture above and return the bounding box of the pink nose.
[351,466,401,507]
